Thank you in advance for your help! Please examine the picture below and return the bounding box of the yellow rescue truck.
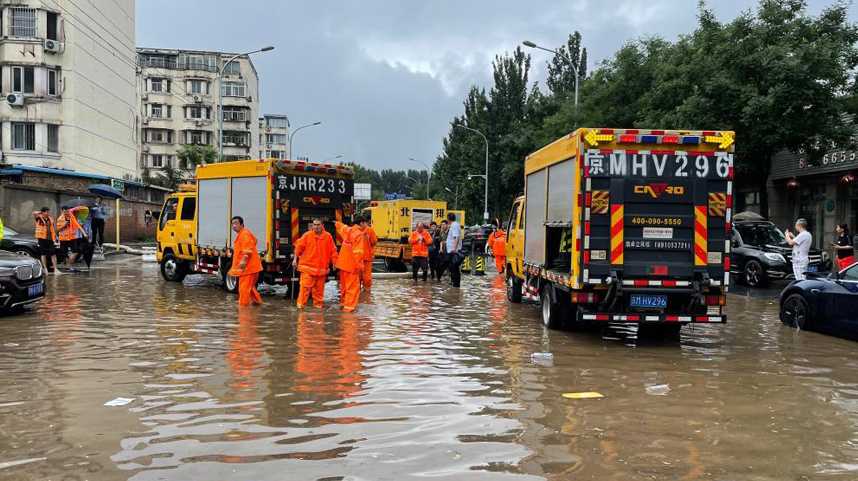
[506,128,734,330]
[156,159,354,292]
[362,199,464,271]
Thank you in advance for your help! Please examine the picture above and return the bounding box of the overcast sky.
[137,1,856,171]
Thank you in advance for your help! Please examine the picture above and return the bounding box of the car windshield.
[737,224,787,247]
[3,226,19,236]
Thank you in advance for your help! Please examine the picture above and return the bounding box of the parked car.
[1,225,66,264]
[0,250,45,314]
[730,219,830,287]
[780,264,858,341]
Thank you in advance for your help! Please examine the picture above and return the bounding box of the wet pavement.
[1,258,858,480]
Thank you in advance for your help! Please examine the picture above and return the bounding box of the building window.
[188,79,208,95]
[186,106,209,120]
[47,70,58,96]
[12,66,35,94]
[46,11,59,41]
[150,104,163,118]
[186,131,209,145]
[151,154,163,168]
[12,122,36,150]
[222,62,241,76]
[150,78,162,92]
[221,81,246,97]
[47,124,59,153]
[222,107,246,122]
[266,117,289,129]
[10,8,37,38]
[266,133,288,145]
[270,150,285,160]
[222,132,247,147]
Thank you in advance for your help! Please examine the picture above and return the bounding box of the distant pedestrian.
[56,206,87,272]
[434,219,449,280]
[445,213,464,288]
[228,216,263,307]
[409,222,432,281]
[785,218,812,281]
[486,221,507,275]
[90,197,108,247]
[427,222,440,279]
[33,207,60,274]
[833,223,855,270]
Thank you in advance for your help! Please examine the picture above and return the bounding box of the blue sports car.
[779,263,858,341]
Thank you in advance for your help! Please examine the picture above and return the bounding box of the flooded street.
[1,259,858,481]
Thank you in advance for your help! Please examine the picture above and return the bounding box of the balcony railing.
[139,56,218,72]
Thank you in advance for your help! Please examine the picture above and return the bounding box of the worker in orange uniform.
[33,207,60,274]
[486,221,507,275]
[360,216,378,290]
[228,216,263,307]
[292,218,338,309]
[335,216,368,312]
[409,222,433,281]
[56,205,87,272]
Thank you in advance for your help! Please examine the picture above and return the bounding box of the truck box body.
[156,159,353,287]
[509,128,734,326]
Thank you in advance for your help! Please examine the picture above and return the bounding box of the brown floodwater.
[1,257,857,481]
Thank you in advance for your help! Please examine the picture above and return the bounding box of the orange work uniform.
[35,215,57,241]
[409,230,432,257]
[335,221,366,312]
[56,213,82,242]
[229,227,263,306]
[294,229,338,308]
[488,229,507,274]
[360,226,377,289]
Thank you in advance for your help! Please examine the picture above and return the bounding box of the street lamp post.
[408,157,431,199]
[445,186,460,210]
[288,121,322,160]
[321,154,344,162]
[453,124,489,223]
[522,40,579,117]
[218,46,274,161]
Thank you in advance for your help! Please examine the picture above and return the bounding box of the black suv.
[0,250,45,313]
[730,220,831,287]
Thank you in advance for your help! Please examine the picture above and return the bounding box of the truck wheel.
[160,253,188,282]
[220,260,238,293]
[744,260,768,287]
[540,289,563,330]
[506,271,522,303]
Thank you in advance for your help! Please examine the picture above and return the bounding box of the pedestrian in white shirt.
[786,218,812,281]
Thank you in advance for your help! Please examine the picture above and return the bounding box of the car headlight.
[764,252,787,263]
[31,262,43,278]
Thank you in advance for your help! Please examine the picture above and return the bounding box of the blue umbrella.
[87,183,125,200]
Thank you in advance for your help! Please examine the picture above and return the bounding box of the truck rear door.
[583,145,732,287]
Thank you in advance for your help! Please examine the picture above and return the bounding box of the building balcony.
[221,95,254,106]
[183,118,213,129]
[138,57,218,73]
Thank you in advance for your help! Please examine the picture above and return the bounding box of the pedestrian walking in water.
[445,213,464,288]
[435,219,449,280]
[293,218,338,309]
[56,205,87,272]
[486,221,507,275]
[786,218,812,281]
[409,222,432,281]
[359,217,377,291]
[833,223,855,270]
[335,217,368,312]
[90,197,107,247]
[229,216,263,306]
[33,207,60,274]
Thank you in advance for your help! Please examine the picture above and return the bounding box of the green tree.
[177,144,218,170]
[546,31,588,98]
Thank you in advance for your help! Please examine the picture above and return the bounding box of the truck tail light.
[650,265,668,276]
[572,292,600,304]
[706,295,726,306]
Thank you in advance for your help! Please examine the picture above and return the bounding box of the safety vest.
[35,216,57,241]
[57,214,81,242]
[295,230,338,276]
[409,230,432,257]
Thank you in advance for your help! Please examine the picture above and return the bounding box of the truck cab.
[156,186,197,282]
[506,195,525,297]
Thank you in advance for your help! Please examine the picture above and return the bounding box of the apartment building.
[137,48,260,172]
[259,114,289,160]
[0,1,138,178]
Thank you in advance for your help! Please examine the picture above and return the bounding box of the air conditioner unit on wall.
[193,95,202,103]
[7,94,24,107]
[44,39,62,54]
